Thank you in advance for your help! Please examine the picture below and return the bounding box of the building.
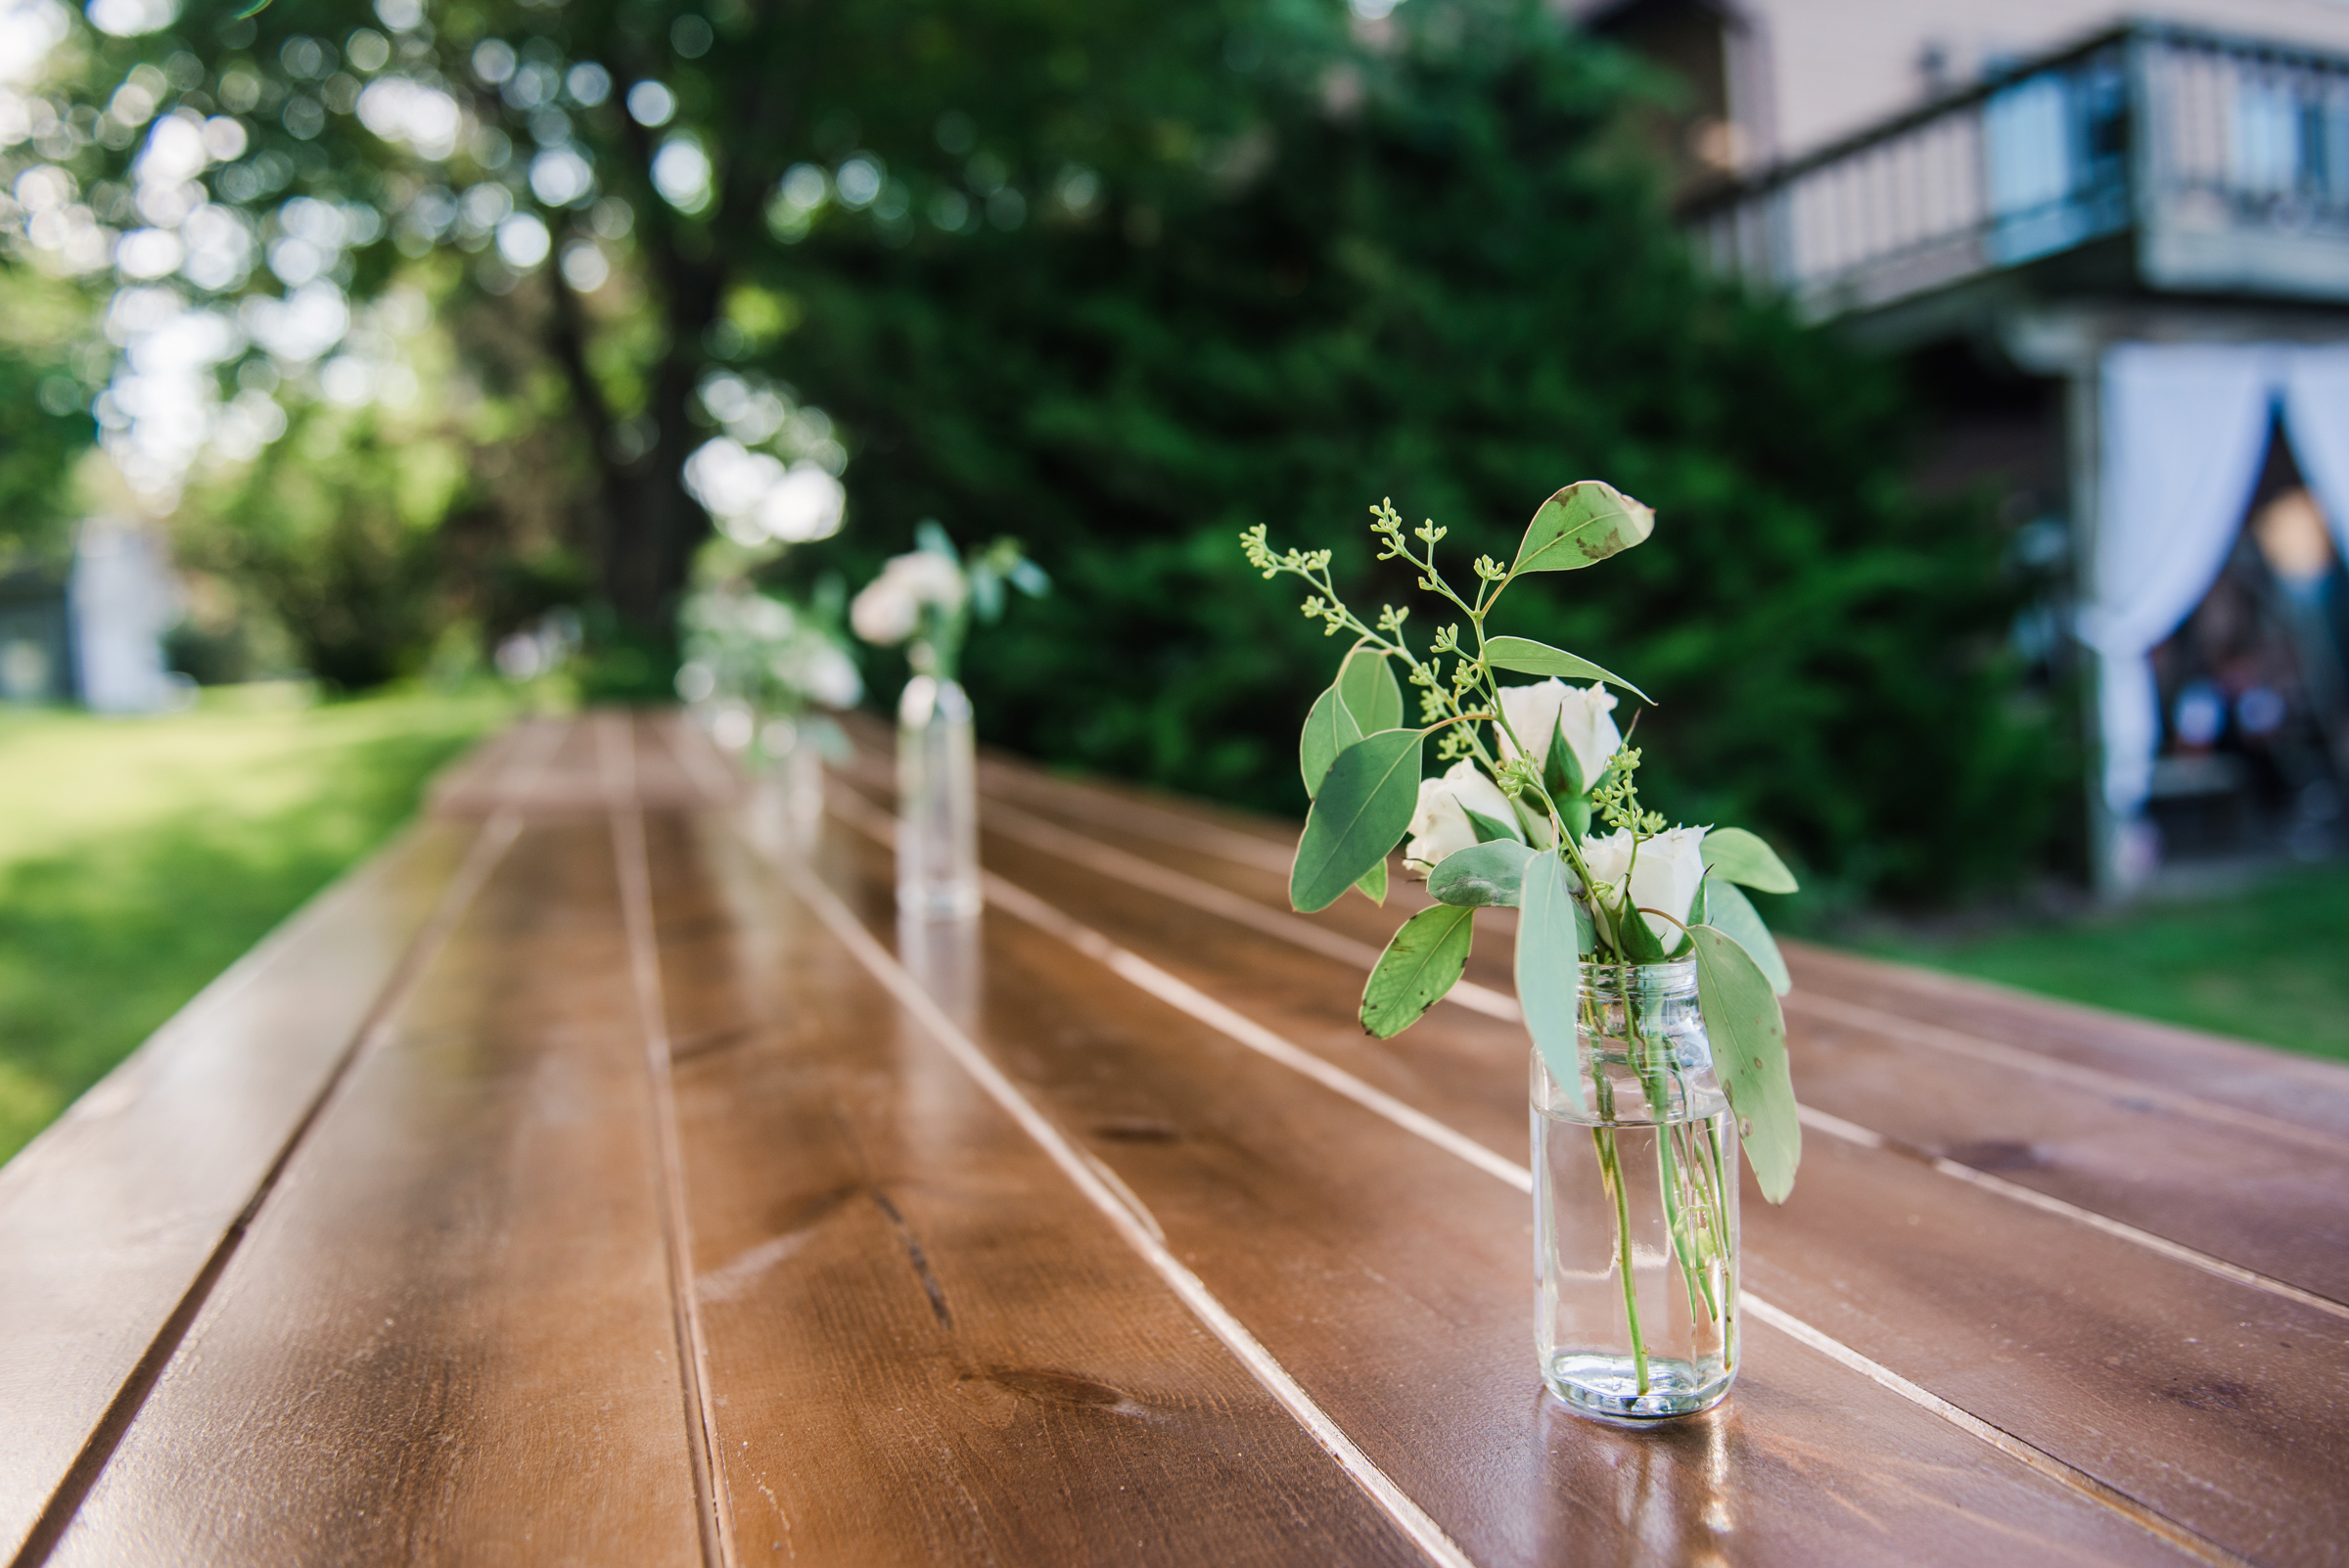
[0,521,183,712]
[1587,0,2349,893]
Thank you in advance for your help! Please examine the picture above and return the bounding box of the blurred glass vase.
[896,674,981,919]
[747,718,826,853]
[1534,958,1739,1420]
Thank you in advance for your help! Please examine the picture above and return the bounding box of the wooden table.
[5,711,2345,1567]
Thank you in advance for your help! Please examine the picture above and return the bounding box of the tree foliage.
[3,0,2058,896]
[766,3,2056,899]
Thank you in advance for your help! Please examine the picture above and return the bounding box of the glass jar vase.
[1533,957,1739,1420]
[746,717,826,853]
[896,674,981,919]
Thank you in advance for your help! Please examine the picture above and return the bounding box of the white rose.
[850,574,920,645]
[851,551,970,646]
[775,644,862,709]
[1404,759,1519,872]
[1579,825,1707,950]
[1496,678,1621,792]
[1556,683,1622,790]
[1495,679,1565,766]
[888,550,967,611]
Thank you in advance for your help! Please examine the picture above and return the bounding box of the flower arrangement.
[1246,483,1801,1413]
[677,581,862,768]
[850,522,1048,681]
[852,522,1048,919]
[1241,481,1801,1192]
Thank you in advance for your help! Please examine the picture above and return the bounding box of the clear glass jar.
[896,675,981,919]
[747,717,826,853]
[1533,957,1739,1420]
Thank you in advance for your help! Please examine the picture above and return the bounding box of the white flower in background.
[1496,678,1621,791]
[775,643,860,709]
[677,588,857,715]
[849,574,918,644]
[1579,826,1707,949]
[851,550,965,646]
[1404,759,1518,872]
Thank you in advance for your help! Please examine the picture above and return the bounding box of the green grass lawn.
[1856,864,2349,1065]
[0,685,512,1164]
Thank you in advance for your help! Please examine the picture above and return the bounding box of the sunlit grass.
[1857,866,2349,1065]
[0,686,511,1164]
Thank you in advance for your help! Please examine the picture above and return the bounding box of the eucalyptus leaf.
[1509,482,1656,576]
[1355,855,1389,906]
[1515,853,1585,1113]
[1703,878,1790,995]
[1290,728,1424,913]
[1702,827,1799,895]
[1484,635,1655,705]
[1463,805,1524,845]
[969,568,1004,621]
[1691,925,1801,1203]
[1338,644,1405,735]
[1360,905,1475,1038]
[1427,839,1536,906]
[1299,685,1363,799]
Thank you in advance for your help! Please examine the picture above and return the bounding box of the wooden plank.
[1740,1130,2349,1568]
[835,786,2349,1567]
[431,712,612,820]
[638,811,1429,1567]
[39,815,706,1568]
[889,756,2349,1314]
[1784,1000,2349,1307]
[0,814,490,1563]
[795,814,2214,1568]
[1781,945,2349,1147]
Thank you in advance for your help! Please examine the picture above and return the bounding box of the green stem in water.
[1705,1119,1738,1371]
[1592,1124,1650,1394]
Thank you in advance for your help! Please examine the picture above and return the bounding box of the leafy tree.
[4,0,2056,894]
[766,3,2058,899]
[0,269,96,561]
[7,0,1290,633]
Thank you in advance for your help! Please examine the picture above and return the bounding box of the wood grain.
[15,712,2345,1567]
[640,810,1428,1567]
[1782,998,2349,1306]
[903,746,2349,1316]
[0,815,486,1563]
[826,750,2349,1567]
[41,816,706,1568]
[1780,944,2349,1147]
[798,816,2214,1568]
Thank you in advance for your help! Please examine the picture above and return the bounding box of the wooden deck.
[4,710,2345,1567]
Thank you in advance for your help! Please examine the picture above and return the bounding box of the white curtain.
[2086,345,2277,820]
[2088,343,2349,824]
[2280,349,2349,567]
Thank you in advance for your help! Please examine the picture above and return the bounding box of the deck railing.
[1685,24,2349,319]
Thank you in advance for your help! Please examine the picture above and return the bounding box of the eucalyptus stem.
[1592,1125,1650,1394]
